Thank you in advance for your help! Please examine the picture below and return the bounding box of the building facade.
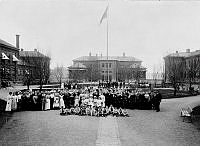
[18,49,50,85]
[68,53,146,82]
[0,37,20,87]
[164,49,200,85]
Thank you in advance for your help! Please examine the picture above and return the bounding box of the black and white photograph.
[1,0,200,145]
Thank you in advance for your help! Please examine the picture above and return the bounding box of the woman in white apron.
[53,93,60,109]
[12,92,18,111]
[60,94,65,109]
[5,92,13,112]
[45,92,51,110]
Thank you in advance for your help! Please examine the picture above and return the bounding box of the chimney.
[16,35,20,49]
[21,48,23,51]
[176,51,178,53]
[34,49,37,52]
[89,52,91,57]
[96,54,98,57]
[186,49,190,53]
[123,52,125,57]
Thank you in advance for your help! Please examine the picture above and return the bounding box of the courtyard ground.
[0,95,200,146]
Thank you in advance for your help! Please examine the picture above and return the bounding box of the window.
[105,71,108,73]
[102,75,104,81]
[109,63,112,68]
[102,63,104,67]
[102,71,104,73]
[106,63,108,68]
[109,71,112,73]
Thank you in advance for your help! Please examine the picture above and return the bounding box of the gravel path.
[118,96,200,146]
[96,116,121,146]
[0,111,99,146]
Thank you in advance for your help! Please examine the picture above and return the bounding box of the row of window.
[102,70,112,73]
[102,63,112,68]
[102,75,112,81]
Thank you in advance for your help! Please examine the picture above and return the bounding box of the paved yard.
[0,96,200,146]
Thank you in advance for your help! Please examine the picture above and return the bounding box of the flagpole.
[107,3,109,82]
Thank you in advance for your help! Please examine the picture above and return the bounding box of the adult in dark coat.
[154,91,162,112]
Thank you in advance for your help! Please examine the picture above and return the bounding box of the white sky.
[1,0,200,75]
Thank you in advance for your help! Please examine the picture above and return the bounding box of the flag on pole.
[2,53,9,60]
[100,6,108,24]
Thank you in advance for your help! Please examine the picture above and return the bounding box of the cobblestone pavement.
[0,96,200,146]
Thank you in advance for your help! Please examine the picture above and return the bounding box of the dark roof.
[188,50,200,57]
[73,56,141,62]
[19,51,49,58]
[166,52,190,58]
[0,38,18,50]
[166,50,200,58]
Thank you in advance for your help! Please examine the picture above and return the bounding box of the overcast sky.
[1,0,200,75]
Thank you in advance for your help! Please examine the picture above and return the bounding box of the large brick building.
[18,49,50,85]
[164,49,200,85]
[68,53,146,82]
[0,36,20,87]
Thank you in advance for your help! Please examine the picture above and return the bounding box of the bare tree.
[152,65,158,88]
[54,64,64,87]
[165,56,185,96]
[186,57,200,92]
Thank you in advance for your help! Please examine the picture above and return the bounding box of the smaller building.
[164,49,200,86]
[68,62,87,82]
[18,49,50,85]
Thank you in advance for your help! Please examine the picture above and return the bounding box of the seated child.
[74,105,80,115]
[60,106,66,115]
[70,107,75,115]
[108,105,114,115]
[113,108,119,117]
[122,108,129,117]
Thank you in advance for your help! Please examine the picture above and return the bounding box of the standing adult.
[45,92,51,110]
[154,91,162,112]
[50,91,54,110]
[41,92,46,111]
[5,92,13,112]
[12,92,17,111]
[60,93,65,109]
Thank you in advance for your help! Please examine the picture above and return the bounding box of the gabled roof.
[19,51,48,58]
[0,38,18,50]
[73,56,141,62]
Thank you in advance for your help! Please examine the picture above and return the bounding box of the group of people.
[60,105,129,117]
[4,84,162,115]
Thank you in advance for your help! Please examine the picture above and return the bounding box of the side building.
[68,53,146,82]
[18,49,51,85]
[0,36,20,87]
[164,49,200,87]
